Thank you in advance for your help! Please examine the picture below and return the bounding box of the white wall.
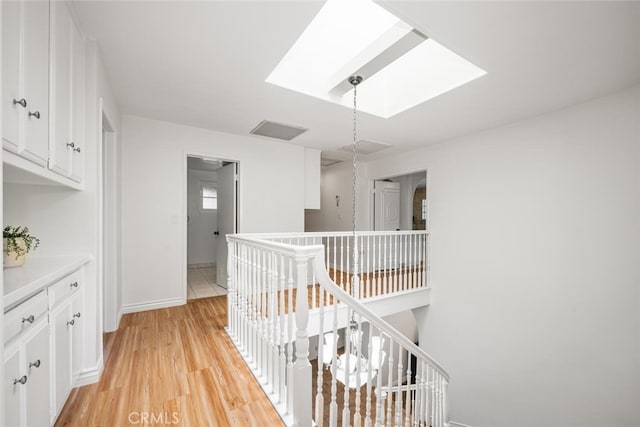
[120,115,306,310]
[187,168,217,265]
[305,160,369,232]
[304,148,321,209]
[366,86,640,426]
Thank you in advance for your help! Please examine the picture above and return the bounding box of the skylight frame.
[266,0,487,118]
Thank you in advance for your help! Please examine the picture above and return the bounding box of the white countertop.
[4,255,92,310]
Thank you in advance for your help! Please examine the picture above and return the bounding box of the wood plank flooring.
[54,296,284,427]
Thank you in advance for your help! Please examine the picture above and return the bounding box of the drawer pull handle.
[67,319,75,326]
[66,142,75,149]
[70,282,79,288]
[22,315,35,324]
[29,360,41,368]
[13,98,27,108]
[74,312,81,318]
[28,110,40,119]
[13,376,28,385]
[73,146,81,153]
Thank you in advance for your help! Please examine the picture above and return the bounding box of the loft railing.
[225,231,449,427]
[235,231,430,304]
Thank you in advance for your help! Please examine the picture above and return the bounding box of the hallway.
[55,296,283,426]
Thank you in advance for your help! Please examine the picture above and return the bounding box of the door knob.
[28,110,40,119]
[13,98,27,108]
[13,376,27,385]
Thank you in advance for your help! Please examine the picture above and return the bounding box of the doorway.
[373,170,427,231]
[185,156,238,300]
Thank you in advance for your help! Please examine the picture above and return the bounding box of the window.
[201,181,217,210]
[421,199,427,221]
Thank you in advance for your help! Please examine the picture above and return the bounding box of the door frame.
[182,152,241,302]
[100,99,120,333]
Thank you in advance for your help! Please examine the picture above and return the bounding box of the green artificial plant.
[3,225,40,258]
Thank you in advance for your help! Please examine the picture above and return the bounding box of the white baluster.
[375,331,384,427]
[354,314,363,427]
[269,252,277,392]
[396,345,403,427]
[316,280,325,427]
[343,308,352,427]
[404,350,412,427]
[287,257,294,415]
[262,251,268,379]
[279,255,287,404]
[382,235,388,295]
[329,294,339,427]
[364,325,373,427]
[386,342,394,427]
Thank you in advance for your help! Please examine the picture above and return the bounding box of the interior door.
[216,162,237,288]
[374,181,400,231]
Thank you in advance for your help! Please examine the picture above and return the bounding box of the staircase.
[225,231,450,427]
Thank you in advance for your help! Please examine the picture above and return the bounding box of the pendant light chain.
[350,75,362,298]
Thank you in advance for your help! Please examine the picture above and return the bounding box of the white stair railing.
[226,232,448,427]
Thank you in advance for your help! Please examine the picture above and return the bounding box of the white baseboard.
[116,308,124,326]
[121,297,185,314]
[75,357,104,387]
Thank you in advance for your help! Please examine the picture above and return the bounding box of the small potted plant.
[3,226,40,268]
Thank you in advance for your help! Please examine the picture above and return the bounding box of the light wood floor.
[54,296,284,427]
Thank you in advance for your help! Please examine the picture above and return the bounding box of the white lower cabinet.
[3,264,85,427]
[3,316,51,427]
[50,300,72,417]
[49,274,83,422]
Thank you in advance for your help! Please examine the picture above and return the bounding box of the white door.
[216,163,237,288]
[374,181,400,231]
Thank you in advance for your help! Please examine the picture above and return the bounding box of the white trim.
[74,356,104,387]
[121,297,185,314]
[450,422,474,427]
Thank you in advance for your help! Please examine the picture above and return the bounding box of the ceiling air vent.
[321,157,342,167]
[339,139,390,155]
[250,120,308,141]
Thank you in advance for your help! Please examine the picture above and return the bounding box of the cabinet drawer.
[48,269,82,308]
[4,290,48,344]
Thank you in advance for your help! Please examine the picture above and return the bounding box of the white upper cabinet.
[50,1,84,183]
[2,0,50,166]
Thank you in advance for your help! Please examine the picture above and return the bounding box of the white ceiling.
[72,1,640,162]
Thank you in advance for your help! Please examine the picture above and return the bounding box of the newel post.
[292,255,312,426]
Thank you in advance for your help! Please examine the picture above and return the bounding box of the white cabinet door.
[4,347,23,427]
[51,300,72,416]
[49,0,73,177]
[1,0,22,153]
[70,290,83,384]
[25,321,50,427]
[3,318,50,427]
[21,0,50,165]
[69,19,84,183]
[1,0,49,165]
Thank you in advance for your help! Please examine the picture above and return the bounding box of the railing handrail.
[234,230,429,239]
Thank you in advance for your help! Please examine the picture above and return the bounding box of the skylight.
[266,0,486,118]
